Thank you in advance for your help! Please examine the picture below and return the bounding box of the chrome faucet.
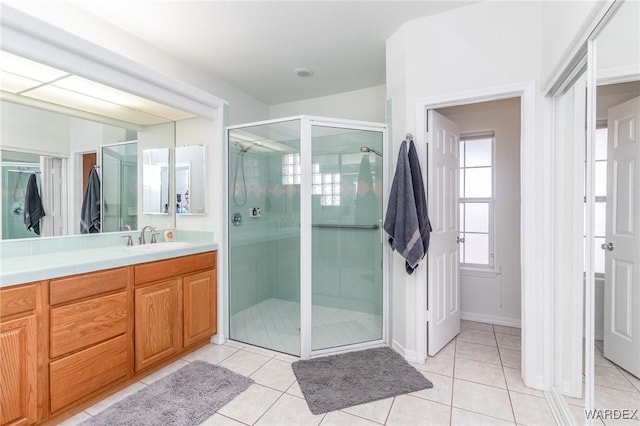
[139,225,158,245]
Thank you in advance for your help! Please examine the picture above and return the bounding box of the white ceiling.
[7,1,474,105]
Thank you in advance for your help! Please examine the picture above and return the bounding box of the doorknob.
[600,242,614,251]
[456,236,465,244]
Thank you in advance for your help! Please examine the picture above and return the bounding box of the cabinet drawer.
[134,251,216,285]
[50,267,128,305]
[50,292,128,358]
[0,283,37,319]
[50,334,128,413]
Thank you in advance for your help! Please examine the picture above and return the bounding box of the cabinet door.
[134,279,181,371]
[1,315,37,426]
[183,270,217,347]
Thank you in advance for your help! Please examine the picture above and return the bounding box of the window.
[312,163,341,206]
[282,155,341,206]
[459,135,495,269]
[587,126,608,275]
[282,153,301,185]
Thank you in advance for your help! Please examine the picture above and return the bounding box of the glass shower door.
[310,125,384,352]
[228,120,302,356]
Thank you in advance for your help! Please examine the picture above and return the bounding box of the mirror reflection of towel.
[24,173,45,235]
[354,155,377,224]
[81,168,101,234]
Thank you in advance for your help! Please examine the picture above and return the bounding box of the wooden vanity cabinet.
[0,283,39,426]
[48,267,132,414]
[134,278,181,371]
[1,249,216,425]
[183,269,217,347]
[133,251,217,372]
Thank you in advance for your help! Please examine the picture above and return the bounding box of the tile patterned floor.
[60,321,557,426]
[229,298,381,356]
[568,340,640,425]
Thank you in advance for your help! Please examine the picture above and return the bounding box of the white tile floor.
[567,340,640,425]
[61,321,557,426]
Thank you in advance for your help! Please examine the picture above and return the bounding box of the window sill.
[460,267,501,278]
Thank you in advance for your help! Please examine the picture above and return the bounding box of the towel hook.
[405,133,414,142]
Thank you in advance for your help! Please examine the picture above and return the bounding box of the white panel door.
[603,96,640,377]
[427,110,461,356]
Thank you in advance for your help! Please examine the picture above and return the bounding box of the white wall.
[175,117,223,241]
[437,98,522,326]
[269,85,386,123]
[385,1,551,389]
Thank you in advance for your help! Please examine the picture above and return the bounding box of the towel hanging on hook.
[383,135,431,274]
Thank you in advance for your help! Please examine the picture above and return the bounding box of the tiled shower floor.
[229,298,382,355]
[58,320,640,425]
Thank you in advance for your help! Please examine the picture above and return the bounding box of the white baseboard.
[211,333,225,345]
[546,387,577,425]
[461,311,521,328]
[392,340,420,364]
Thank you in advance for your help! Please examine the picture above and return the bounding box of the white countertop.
[0,241,218,287]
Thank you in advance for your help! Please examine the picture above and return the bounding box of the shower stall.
[101,141,138,232]
[1,161,41,239]
[227,116,387,358]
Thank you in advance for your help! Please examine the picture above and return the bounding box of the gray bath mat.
[291,346,432,414]
[80,361,253,426]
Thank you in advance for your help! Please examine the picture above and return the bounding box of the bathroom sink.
[126,241,192,252]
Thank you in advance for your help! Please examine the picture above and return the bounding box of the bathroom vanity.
[0,233,217,426]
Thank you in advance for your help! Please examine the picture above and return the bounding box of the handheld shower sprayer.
[360,146,383,157]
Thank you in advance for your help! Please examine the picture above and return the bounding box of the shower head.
[233,141,255,153]
[360,146,383,157]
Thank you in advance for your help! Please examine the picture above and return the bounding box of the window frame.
[589,122,608,278]
[459,132,498,274]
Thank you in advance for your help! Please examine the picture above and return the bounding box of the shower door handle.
[456,236,465,244]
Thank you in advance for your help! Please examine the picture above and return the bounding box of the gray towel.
[384,140,431,274]
[81,168,101,234]
[408,140,432,257]
[23,173,45,235]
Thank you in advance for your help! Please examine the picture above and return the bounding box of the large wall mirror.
[1,5,223,241]
[583,0,640,415]
[551,0,640,421]
[0,49,194,239]
[0,97,180,239]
